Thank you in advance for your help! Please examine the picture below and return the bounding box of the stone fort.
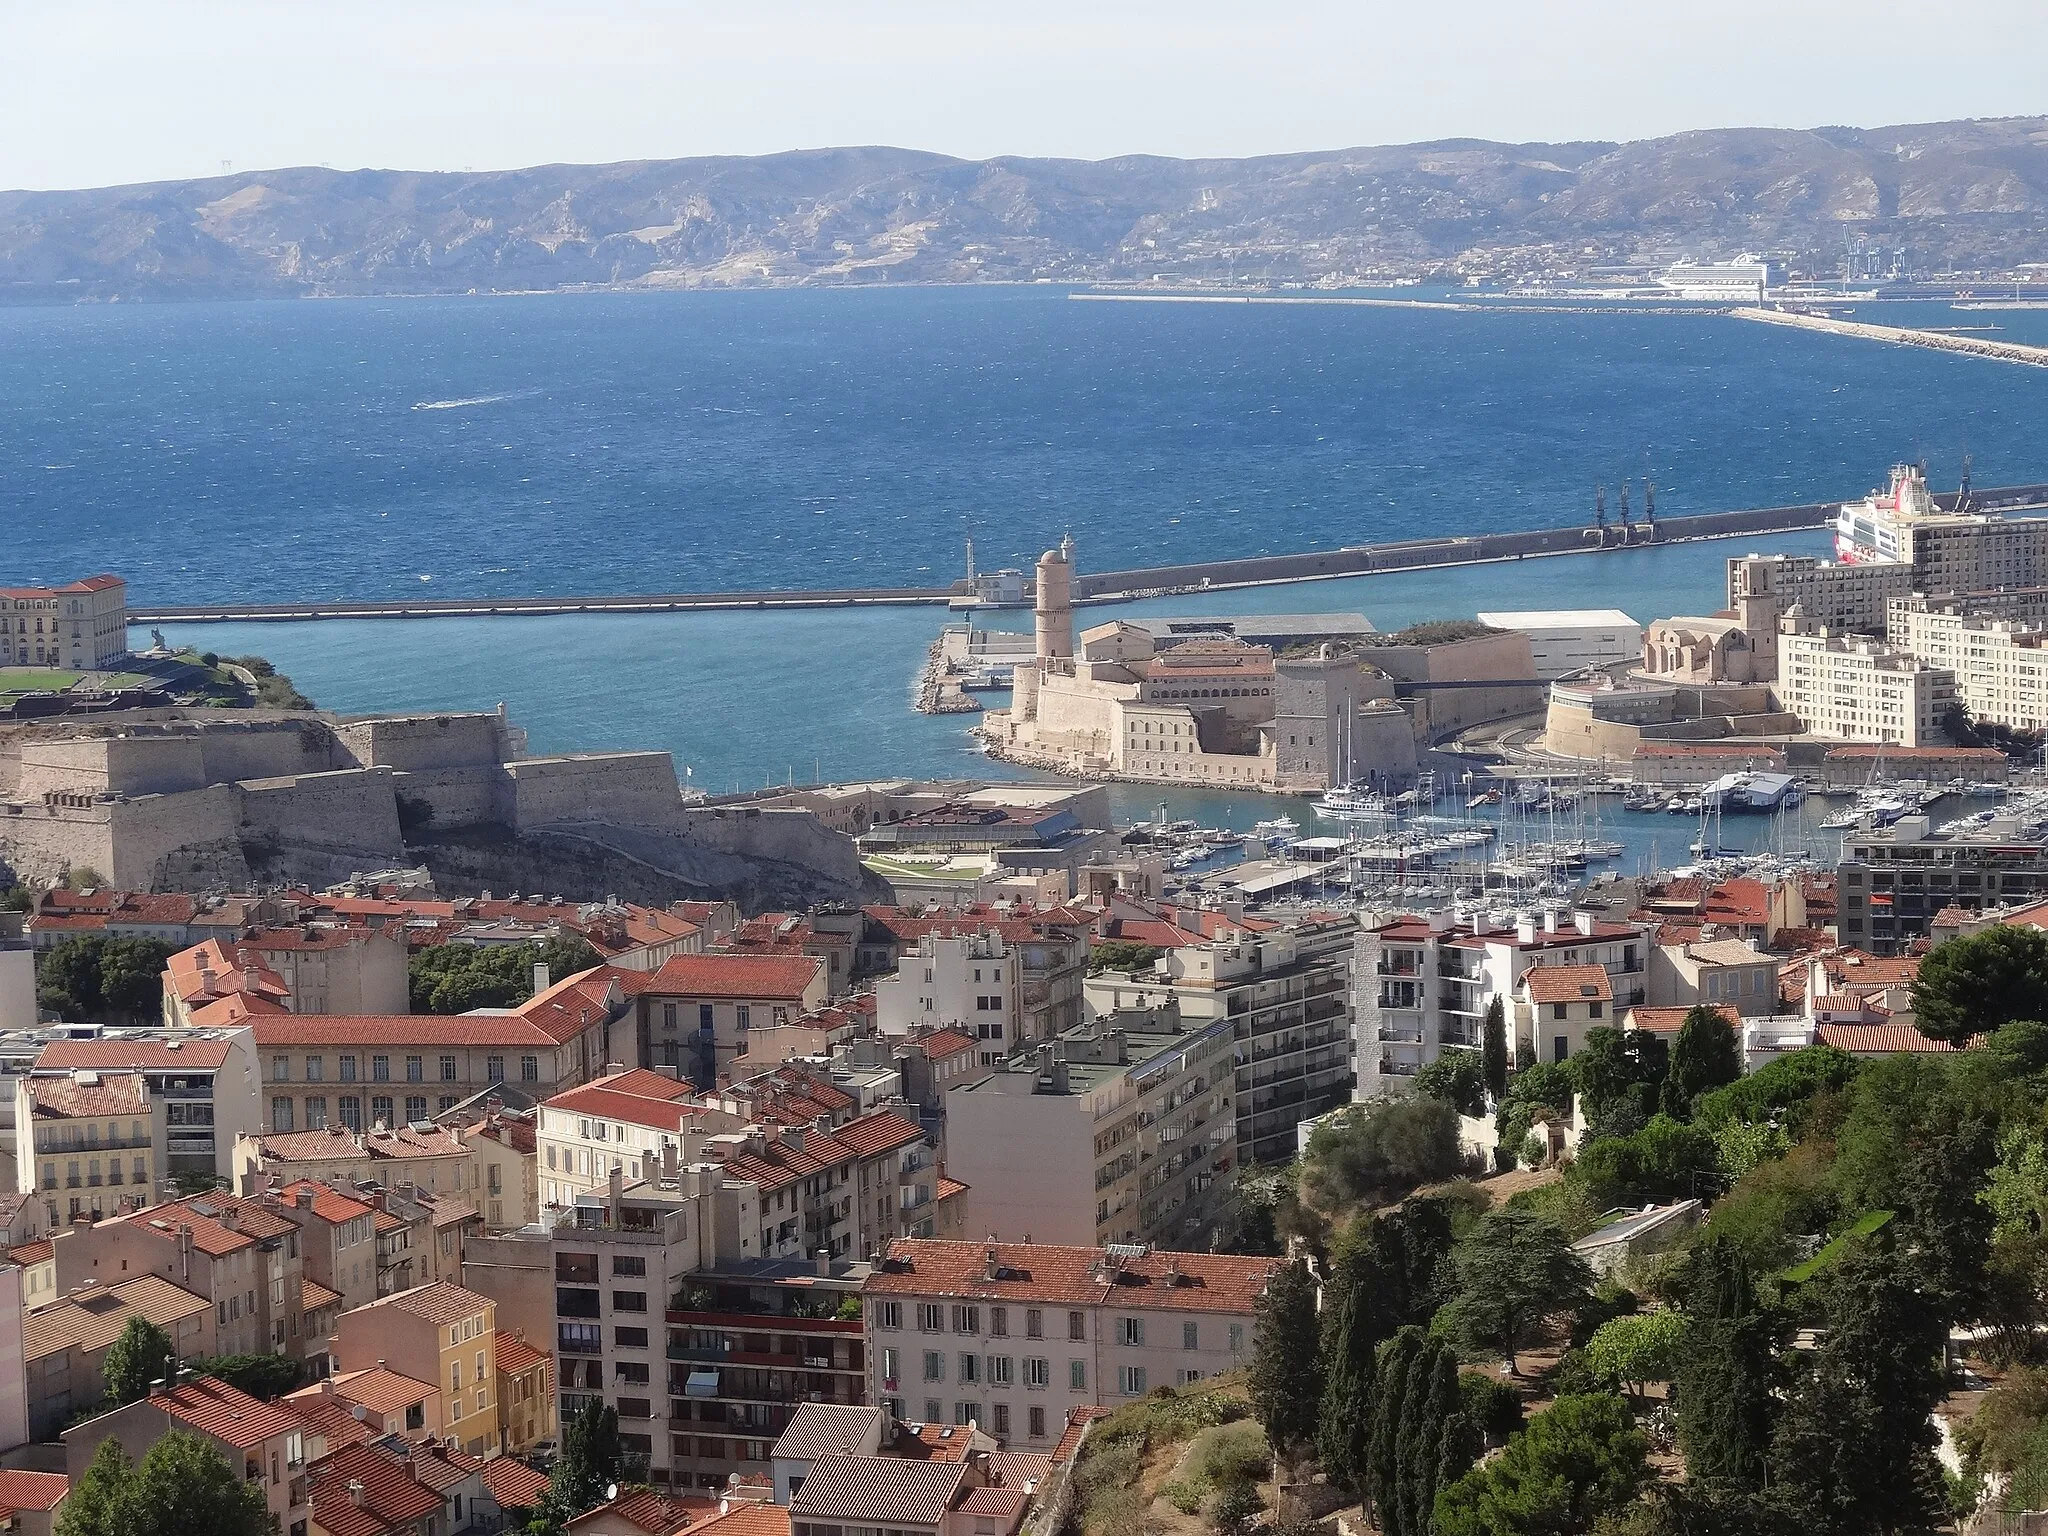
[0,707,864,905]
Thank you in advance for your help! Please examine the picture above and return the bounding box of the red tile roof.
[916,1029,977,1062]
[1521,965,1613,1005]
[249,1013,562,1047]
[0,1470,69,1513]
[865,1240,1278,1314]
[494,1330,549,1376]
[482,1458,551,1510]
[788,1455,967,1526]
[1815,1023,1959,1055]
[302,1278,344,1311]
[286,1392,374,1452]
[277,1180,377,1226]
[309,1442,444,1536]
[291,1367,435,1417]
[154,1375,305,1448]
[364,1278,493,1327]
[1052,1406,1111,1463]
[8,1239,52,1267]
[567,1488,696,1535]
[687,1505,793,1536]
[38,1038,238,1071]
[642,952,824,1001]
[25,1073,149,1119]
[1622,1005,1739,1035]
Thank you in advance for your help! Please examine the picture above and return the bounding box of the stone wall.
[504,753,683,830]
[334,712,511,773]
[238,770,407,858]
[105,786,242,888]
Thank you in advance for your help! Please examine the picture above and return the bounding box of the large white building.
[1476,610,1641,680]
[1776,615,1955,746]
[1356,907,1651,1093]
[873,931,1019,1066]
[1,575,127,671]
[1888,601,2048,731]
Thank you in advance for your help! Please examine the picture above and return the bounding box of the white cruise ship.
[1835,463,1940,564]
[1653,257,1773,302]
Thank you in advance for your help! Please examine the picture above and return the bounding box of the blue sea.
[9,285,2048,843]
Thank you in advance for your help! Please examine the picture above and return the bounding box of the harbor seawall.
[129,483,2048,624]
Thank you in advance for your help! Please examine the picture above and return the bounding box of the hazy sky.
[7,0,2048,190]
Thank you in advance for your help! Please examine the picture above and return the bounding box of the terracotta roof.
[154,1375,305,1448]
[0,1470,69,1513]
[249,1013,561,1048]
[248,1125,467,1163]
[291,1366,434,1416]
[309,1443,444,1536]
[643,952,823,1001]
[1521,965,1613,1005]
[1622,1005,1739,1035]
[25,1073,149,1119]
[1052,1406,1111,1463]
[721,1111,928,1193]
[1822,745,2006,761]
[936,1175,969,1203]
[24,1275,208,1360]
[494,1329,549,1376]
[686,1505,792,1536]
[1816,1023,1959,1055]
[916,1029,978,1062]
[482,1458,551,1510]
[302,1277,344,1311]
[865,1240,1278,1314]
[8,1239,52,1267]
[286,1392,373,1452]
[958,1486,1030,1520]
[543,1082,722,1135]
[788,1454,967,1526]
[567,1488,696,1535]
[408,1441,482,1493]
[38,1037,238,1071]
[277,1180,377,1225]
[828,1109,927,1159]
[364,1278,493,1328]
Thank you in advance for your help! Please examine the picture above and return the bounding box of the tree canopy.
[1913,923,2048,1043]
[101,1316,177,1407]
[35,935,179,1022]
[1433,1392,1649,1536]
[408,935,600,1014]
[56,1432,277,1536]
[1299,1096,1465,1217]
[1415,1050,1488,1119]
[1248,1257,1323,1467]
[1441,1209,1594,1371]
[1661,1005,1743,1120]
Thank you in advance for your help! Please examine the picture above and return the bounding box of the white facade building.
[1887,603,2048,731]
[1475,610,1642,680]
[1777,616,1954,746]
[873,931,1019,1065]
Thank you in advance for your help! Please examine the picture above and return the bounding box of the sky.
[6,0,2048,191]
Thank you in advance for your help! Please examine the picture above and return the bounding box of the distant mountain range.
[6,116,2048,301]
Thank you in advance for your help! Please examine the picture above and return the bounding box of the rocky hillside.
[6,116,2048,299]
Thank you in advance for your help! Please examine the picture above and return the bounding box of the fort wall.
[334,712,511,773]
[503,753,683,830]
[238,770,407,858]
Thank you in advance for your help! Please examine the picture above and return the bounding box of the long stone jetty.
[1732,306,2048,367]
[129,482,2048,625]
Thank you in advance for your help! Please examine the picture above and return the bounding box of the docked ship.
[1835,463,1939,564]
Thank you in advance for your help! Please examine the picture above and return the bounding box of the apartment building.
[287,1364,437,1440]
[493,1329,555,1456]
[235,1123,476,1199]
[536,1069,742,1213]
[271,1180,381,1317]
[23,1276,211,1440]
[944,1006,1236,1249]
[874,932,1020,1066]
[64,1377,309,1536]
[33,1031,261,1179]
[633,954,830,1086]
[718,1111,945,1260]
[1,575,126,671]
[1647,938,1780,1018]
[859,906,1092,1048]
[1838,813,2048,953]
[463,1106,540,1230]
[790,1448,1038,1536]
[53,1189,306,1358]
[1356,907,1651,1094]
[233,925,410,1016]
[247,971,630,1135]
[15,1072,163,1226]
[1889,599,2048,730]
[1084,912,1356,1165]
[863,1240,1275,1448]
[1513,966,1614,1064]
[1777,616,1954,746]
[331,1280,500,1458]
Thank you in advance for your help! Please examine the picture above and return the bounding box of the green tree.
[1396,1342,1476,1536]
[34,935,178,1023]
[1299,1096,1465,1218]
[1416,1051,1488,1119]
[0,886,32,913]
[1434,1393,1649,1536]
[56,1431,277,1536]
[102,1316,177,1406]
[1693,1044,1861,1132]
[1371,1330,1424,1528]
[1570,1026,1669,1136]
[1319,1230,1394,1496]
[408,936,601,1014]
[539,1399,623,1528]
[1660,1005,1743,1120]
[1248,1257,1322,1469]
[1483,997,1509,1103]
[1584,1309,1686,1402]
[1674,1237,1776,1497]
[1442,1209,1595,1372]
[1914,924,2048,1044]
[1087,940,1164,974]
[1571,1113,1719,1209]
[190,1353,304,1400]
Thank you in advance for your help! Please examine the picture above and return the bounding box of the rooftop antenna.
[964,530,976,582]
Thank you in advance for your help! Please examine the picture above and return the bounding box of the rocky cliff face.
[7,117,2048,300]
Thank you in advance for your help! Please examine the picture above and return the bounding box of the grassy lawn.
[0,668,83,696]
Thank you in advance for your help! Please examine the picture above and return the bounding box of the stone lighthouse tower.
[1034,536,1074,664]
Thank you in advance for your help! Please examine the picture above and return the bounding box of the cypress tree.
[1675,1236,1775,1496]
[1433,1410,1480,1532]
[1318,1239,1390,1497]
[1398,1344,1464,1536]
[1247,1257,1324,1471]
[1483,996,1508,1102]
[1371,1329,1424,1534]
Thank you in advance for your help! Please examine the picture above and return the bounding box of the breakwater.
[1732,306,2048,368]
[127,482,2048,625]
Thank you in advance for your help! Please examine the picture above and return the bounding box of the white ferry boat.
[1835,463,1939,564]
[1314,785,1392,823]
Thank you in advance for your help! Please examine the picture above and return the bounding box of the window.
[613,1291,647,1312]
[925,1399,943,1424]
[1183,1322,1199,1351]
[875,1301,903,1330]
[989,1355,1013,1385]
[522,1055,539,1083]
[369,1054,389,1082]
[1068,1311,1086,1341]
[558,1322,601,1354]
[663,1003,678,1031]
[959,1353,980,1383]
[990,1306,1008,1337]
[272,1055,289,1082]
[1029,1406,1046,1440]
[371,1095,394,1127]
[1118,1366,1147,1396]
[1550,1003,1567,1021]
[339,1096,362,1131]
[340,1055,357,1083]
[923,1351,945,1382]
[952,1305,980,1334]
[736,1005,751,1031]
[305,1098,328,1130]
[955,1402,975,1426]
[1069,1360,1087,1390]
[305,1056,323,1082]
[993,1403,1010,1436]
[406,1055,424,1082]
[1025,1308,1044,1339]
[271,1098,294,1132]
[405,1096,427,1122]
[1229,1325,1244,1353]
[917,1304,944,1333]
[488,1056,506,1082]
[1117,1318,1143,1346]
[613,1255,647,1277]
[699,1004,714,1031]
[1025,1358,1049,1388]
[440,1055,457,1081]
[615,1326,649,1348]
[440,1096,457,1114]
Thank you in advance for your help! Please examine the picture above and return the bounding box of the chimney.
[347,1481,366,1508]
[983,1246,1001,1281]
[660,1141,679,1181]
[1573,909,1596,937]
[1542,908,1557,934]
[531,962,550,998]
[604,1062,626,1077]
[815,1248,831,1277]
